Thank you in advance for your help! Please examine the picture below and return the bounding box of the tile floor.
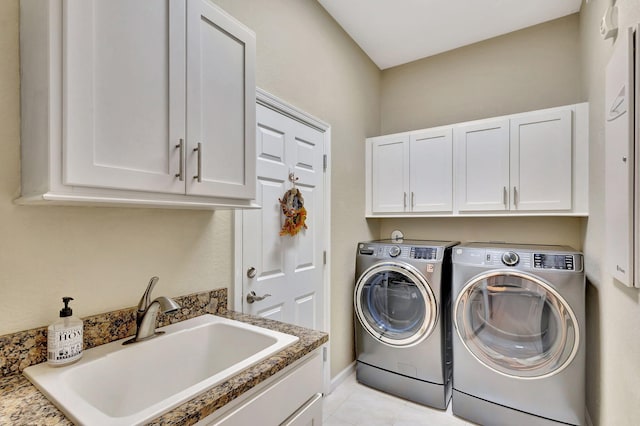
[323,372,476,426]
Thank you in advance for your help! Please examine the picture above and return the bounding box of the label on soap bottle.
[47,325,83,365]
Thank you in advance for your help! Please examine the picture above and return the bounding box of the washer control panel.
[533,253,575,270]
[357,243,439,260]
[410,247,438,260]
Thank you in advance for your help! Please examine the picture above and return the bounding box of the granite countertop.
[0,311,328,426]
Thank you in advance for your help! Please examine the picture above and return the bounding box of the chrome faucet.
[123,276,180,345]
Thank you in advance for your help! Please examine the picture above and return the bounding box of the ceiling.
[317,0,583,70]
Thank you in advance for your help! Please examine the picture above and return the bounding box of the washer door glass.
[355,262,437,347]
[454,271,579,379]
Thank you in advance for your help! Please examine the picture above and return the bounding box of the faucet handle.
[138,276,160,312]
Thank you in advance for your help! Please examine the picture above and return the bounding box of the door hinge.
[323,154,327,172]
[323,250,327,265]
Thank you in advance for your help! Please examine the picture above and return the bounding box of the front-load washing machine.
[452,242,585,425]
[354,239,458,409]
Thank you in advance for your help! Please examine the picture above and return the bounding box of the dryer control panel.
[481,250,577,271]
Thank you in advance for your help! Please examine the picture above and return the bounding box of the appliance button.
[389,246,401,257]
[501,251,520,266]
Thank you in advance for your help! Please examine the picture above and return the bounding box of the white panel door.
[510,109,572,211]
[186,0,256,199]
[242,104,325,330]
[371,135,409,213]
[455,119,510,211]
[63,0,186,193]
[409,128,453,212]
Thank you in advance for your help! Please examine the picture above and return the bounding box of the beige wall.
[0,0,381,380]
[379,217,584,250]
[210,0,381,378]
[0,0,233,334]
[580,0,640,424]
[381,14,583,134]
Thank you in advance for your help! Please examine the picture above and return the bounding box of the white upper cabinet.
[370,134,409,213]
[18,0,256,208]
[367,128,453,215]
[63,1,186,194]
[455,119,510,212]
[409,128,453,212]
[186,0,256,199]
[366,103,588,217]
[509,109,572,211]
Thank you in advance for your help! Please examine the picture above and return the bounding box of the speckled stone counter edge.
[0,289,329,426]
[0,289,227,377]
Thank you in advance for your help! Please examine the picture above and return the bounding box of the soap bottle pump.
[47,297,83,366]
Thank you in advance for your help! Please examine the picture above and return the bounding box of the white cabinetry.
[366,103,588,217]
[366,128,453,215]
[196,349,323,426]
[509,109,573,211]
[19,0,256,209]
[369,134,408,213]
[455,119,510,212]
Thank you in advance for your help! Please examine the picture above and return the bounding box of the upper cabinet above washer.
[18,0,256,209]
[366,103,589,218]
[367,128,453,214]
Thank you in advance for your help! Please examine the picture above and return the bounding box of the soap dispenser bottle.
[47,297,83,366]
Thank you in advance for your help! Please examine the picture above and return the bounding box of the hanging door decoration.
[279,173,308,236]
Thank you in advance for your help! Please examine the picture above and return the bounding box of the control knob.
[388,246,401,257]
[501,251,519,266]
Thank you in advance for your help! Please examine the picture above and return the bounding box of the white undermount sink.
[23,314,299,425]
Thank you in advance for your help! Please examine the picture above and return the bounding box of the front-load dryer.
[354,239,458,409]
[452,242,586,425]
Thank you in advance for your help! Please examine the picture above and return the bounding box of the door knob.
[246,291,271,304]
[247,267,257,278]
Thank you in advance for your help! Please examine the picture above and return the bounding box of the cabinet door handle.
[411,192,415,208]
[193,142,202,182]
[175,139,184,181]
[513,186,518,207]
[503,186,507,206]
[403,192,407,209]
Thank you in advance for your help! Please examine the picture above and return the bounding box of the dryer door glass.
[355,262,437,347]
[454,271,579,378]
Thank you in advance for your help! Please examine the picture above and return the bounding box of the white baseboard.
[329,361,356,393]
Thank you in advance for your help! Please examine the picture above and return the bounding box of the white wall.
[580,0,640,424]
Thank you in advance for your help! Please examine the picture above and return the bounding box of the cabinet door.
[63,0,186,194]
[371,135,409,213]
[510,109,572,211]
[455,119,510,211]
[409,128,453,212]
[186,0,256,199]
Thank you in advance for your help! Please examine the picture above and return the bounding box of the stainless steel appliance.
[354,239,458,409]
[452,242,585,425]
